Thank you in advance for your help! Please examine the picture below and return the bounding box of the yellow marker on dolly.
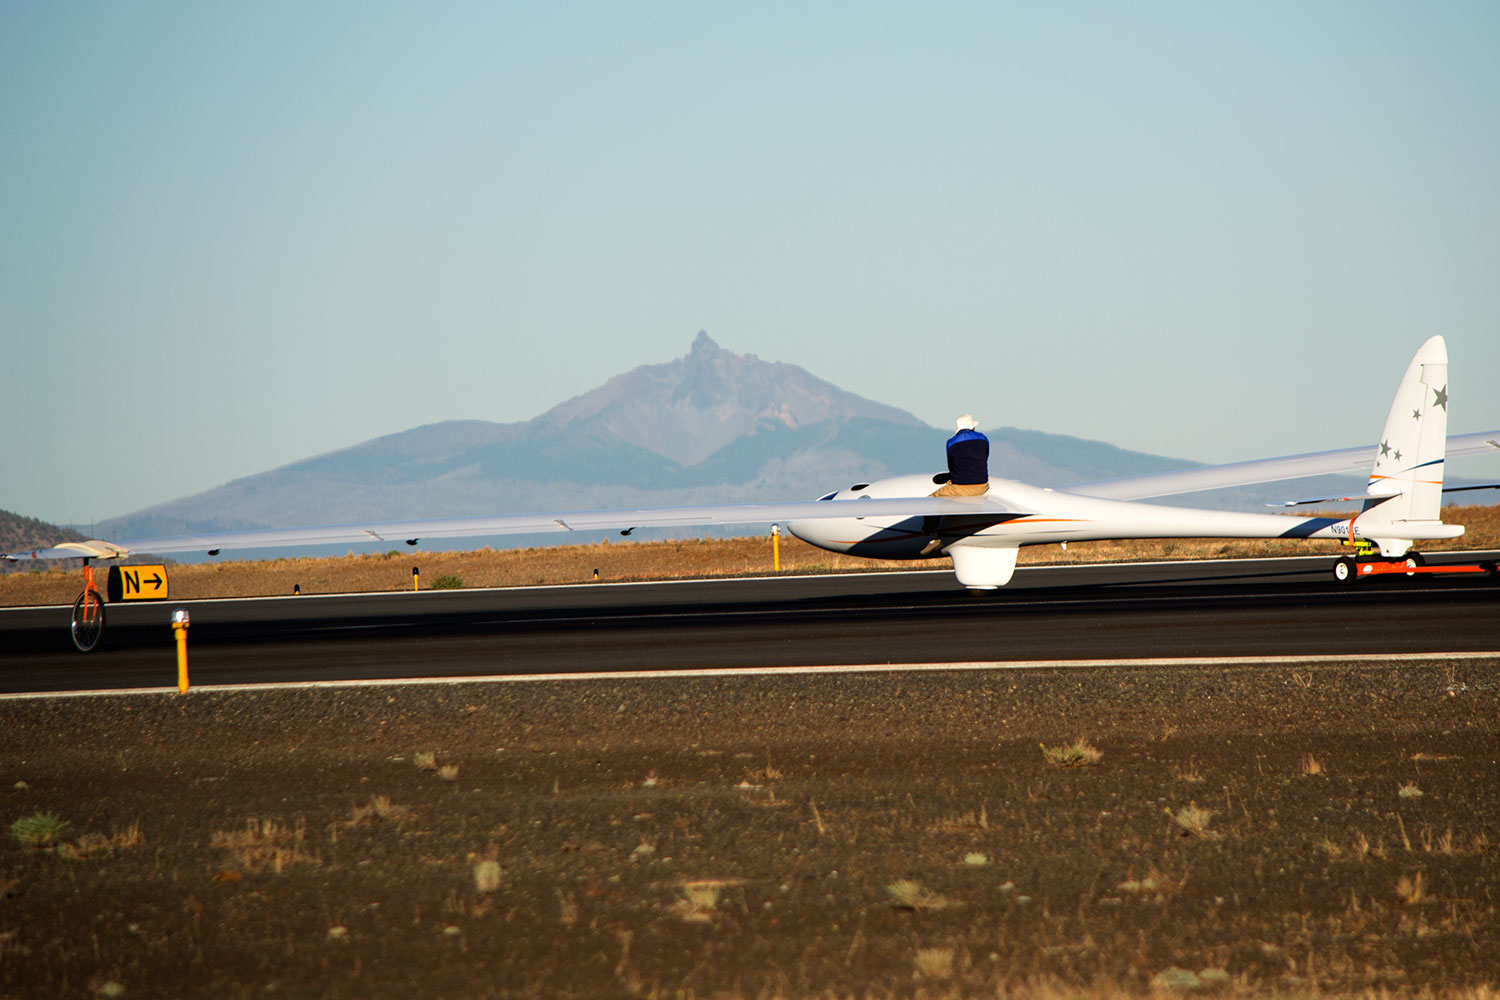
[171,609,190,693]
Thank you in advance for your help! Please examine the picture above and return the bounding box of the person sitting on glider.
[932,414,990,496]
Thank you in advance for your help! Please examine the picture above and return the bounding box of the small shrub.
[673,882,722,923]
[430,575,464,590]
[1302,753,1324,776]
[1150,968,1203,992]
[1422,827,1454,855]
[58,824,145,860]
[1118,867,1180,896]
[1039,736,1102,768]
[1398,783,1424,799]
[1173,763,1205,784]
[10,812,70,849]
[1150,968,1229,992]
[557,890,579,928]
[347,795,409,826]
[913,947,955,980]
[473,859,502,893]
[885,879,950,910]
[1351,830,1371,858]
[929,807,988,834]
[1396,872,1425,905]
[211,817,316,873]
[1166,802,1217,839]
[743,755,783,782]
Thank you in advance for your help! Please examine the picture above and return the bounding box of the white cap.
[955,414,978,432]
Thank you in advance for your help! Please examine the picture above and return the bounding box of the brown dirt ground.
[3,504,1498,607]
[2,659,1497,999]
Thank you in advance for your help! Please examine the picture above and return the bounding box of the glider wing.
[1066,430,1500,501]
[4,496,1023,561]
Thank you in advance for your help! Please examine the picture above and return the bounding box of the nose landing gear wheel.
[71,588,105,652]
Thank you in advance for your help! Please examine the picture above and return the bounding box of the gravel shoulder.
[2,658,1497,998]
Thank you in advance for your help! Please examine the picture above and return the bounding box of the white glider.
[8,336,1499,594]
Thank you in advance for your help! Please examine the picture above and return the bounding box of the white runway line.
[4,650,1498,701]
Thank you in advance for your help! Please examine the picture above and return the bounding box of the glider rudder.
[1354,335,1461,555]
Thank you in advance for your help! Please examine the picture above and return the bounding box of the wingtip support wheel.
[71,588,106,653]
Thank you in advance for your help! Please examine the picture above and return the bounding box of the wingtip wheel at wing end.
[1,541,129,653]
[71,557,107,653]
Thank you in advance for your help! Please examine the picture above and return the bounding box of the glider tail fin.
[1358,335,1460,552]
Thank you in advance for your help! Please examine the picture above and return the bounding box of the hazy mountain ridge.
[93,334,1198,546]
[0,510,87,571]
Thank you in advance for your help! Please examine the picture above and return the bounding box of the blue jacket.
[946,428,990,485]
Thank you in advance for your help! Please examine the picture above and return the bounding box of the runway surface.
[2,553,1498,694]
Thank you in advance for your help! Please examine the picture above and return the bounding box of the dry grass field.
[2,661,1495,999]
[3,505,1497,608]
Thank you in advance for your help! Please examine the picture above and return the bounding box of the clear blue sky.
[4,2,1499,525]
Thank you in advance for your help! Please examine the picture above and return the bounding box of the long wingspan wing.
[1065,430,1500,501]
[11,431,1497,562]
[4,496,1024,561]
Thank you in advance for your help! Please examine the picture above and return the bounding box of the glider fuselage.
[786,472,1460,562]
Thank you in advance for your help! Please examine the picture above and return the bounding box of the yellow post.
[171,609,190,693]
[771,524,781,573]
[412,565,420,591]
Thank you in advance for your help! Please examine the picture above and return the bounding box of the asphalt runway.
[2,553,1498,694]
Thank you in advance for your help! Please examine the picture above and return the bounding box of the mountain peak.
[541,333,926,466]
[690,330,719,355]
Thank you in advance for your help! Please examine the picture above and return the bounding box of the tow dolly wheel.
[71,588,106,653]
[1332,557,1357,584]
[1403,552,1426,577]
